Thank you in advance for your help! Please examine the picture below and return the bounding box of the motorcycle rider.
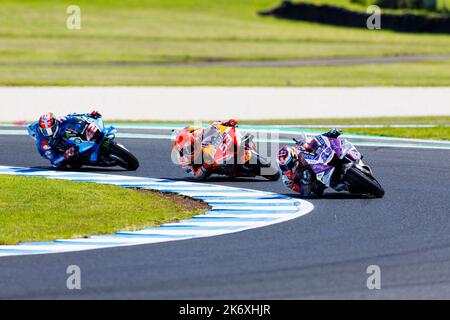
[29,110,103,168]
[173,119,239,180]
[277,128,342,196]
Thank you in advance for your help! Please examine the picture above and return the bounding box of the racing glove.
[64,146,78,159]
[186,165,208,180]
[323,128,342,138]
[90,110,102,119]
[301,170,313,185]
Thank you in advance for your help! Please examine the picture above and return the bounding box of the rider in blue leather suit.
[28,111,102,167]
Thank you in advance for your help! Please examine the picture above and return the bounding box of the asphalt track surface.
[0,133,450,299]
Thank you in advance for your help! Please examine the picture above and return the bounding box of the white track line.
[2,126,450,150]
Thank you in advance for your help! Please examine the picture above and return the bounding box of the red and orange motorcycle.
[172,123,280,181]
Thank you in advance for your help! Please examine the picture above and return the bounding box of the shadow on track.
[30,166,128,173]
[161,176,272,183]
[284,192,376,200]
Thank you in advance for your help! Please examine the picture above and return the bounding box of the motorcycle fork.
[328,154,350,188]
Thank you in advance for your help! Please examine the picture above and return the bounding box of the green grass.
[243,116,450,140]
[304,126,450,140]
[0,175,206,245]
[107,115,450,125]
[0,59,449,86]
[0,0,449,86]
[341,126,450,140]
[239,116,450,125]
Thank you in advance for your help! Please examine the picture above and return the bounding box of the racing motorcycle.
[292,133,384,198]
[173,124,280,181]
[28,114,139,171]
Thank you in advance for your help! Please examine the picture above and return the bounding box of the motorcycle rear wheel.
[253,154,281,181]
[262,167,281,181]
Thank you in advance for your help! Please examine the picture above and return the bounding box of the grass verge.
[0,0,449,85]
[0,175,208,245]
[341,126,450,140]
[1,60,449,86]
[238,116,450,125]
[242,116,450,140]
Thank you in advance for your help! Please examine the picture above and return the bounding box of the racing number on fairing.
[320,147,333,163]
[85,123,99,142]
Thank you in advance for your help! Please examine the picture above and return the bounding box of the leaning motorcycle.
[291,133,384,198]
[173,125,280,181]
[28,114,139,171]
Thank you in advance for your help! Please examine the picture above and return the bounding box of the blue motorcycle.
[28,114,139,171]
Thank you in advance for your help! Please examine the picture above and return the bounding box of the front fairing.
[27,122,39,141]
[64,115,108,163]
[302,135,363,187]
[300,135,336,186]
[106,125,117,137]
[64,136,97,162]
[203,126,238,165]
[340,139,361,161]
[299,149,335,187]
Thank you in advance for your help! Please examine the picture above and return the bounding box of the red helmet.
[174,126,202,158]
[38,112,58,137]
[174,128,192,149]
[225,119,238,127]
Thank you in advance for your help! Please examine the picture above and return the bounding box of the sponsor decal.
[310,163,332,174]
[330,139,342,157]
[41,141,51,150]
[315,135,327,147]
[85,123,98,142]
[301,152,317,161]
[320,147,333,162]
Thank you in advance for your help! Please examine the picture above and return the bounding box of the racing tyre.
[253,153,281,181]
[262,165,281,181]
[109,142,140,171]
[344,166,384,198]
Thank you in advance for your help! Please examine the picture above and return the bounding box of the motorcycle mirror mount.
[242,133,254,145]
[293,132,308,145]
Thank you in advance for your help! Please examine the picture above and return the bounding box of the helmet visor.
[39,114,57,137]
[278,160,297,173]
[40,123,58,137]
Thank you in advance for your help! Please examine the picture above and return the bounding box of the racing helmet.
[38,112,58,137]
[174,126,201,158]
[225,119,238,127]
[277,146,298,173]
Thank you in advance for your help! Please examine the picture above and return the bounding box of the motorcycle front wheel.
[109,142,140,171]
[344,166,384,198]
